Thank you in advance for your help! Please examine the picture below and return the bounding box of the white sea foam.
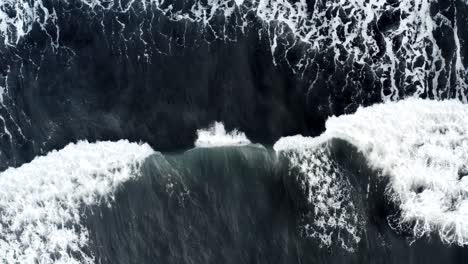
[275,98,468,246]
[0,140,154,263]
[195,121,251,147]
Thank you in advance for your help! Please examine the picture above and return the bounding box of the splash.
[195,121,251,147]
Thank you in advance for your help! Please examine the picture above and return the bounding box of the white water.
[195,121,251,147]
[0,140,154,263]
[275,98,468,246]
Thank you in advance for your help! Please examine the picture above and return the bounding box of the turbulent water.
[0,0,468,263]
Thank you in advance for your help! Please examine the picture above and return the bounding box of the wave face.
[0,0,467,169]
[84,145,299,264]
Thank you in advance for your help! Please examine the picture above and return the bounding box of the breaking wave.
[275,98,468,246]
[0,140,154,263]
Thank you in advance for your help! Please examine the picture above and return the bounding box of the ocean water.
[0,0,468,263]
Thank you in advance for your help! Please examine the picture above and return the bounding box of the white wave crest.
[275,98,468,246]
[195,122,251,147]
[0,140,154,263]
